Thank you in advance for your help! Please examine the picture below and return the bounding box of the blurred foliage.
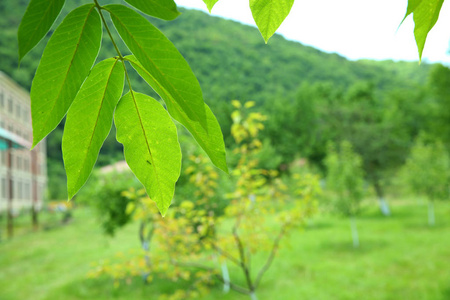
[325,141,365,217]
[77,170,142,236]
[0,1,442,200]
[88,101,321,299]
[402,134,450,202]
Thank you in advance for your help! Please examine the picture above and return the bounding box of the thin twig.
[208,242,242,267]
[93,0,123,59]
[232,217,254,293]
[254,224,288,289]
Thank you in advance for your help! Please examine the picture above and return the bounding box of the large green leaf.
[127,56,228,173]
[31,4,102,148]
[409,0,444,60]
[400,0,423,24]
[18,0,65,61]
[62,58,124,199]
[105,4,207,130]
[115,92,182,215]
[202,0,220,12]
[250,0,295,43]
[124,0,180,20]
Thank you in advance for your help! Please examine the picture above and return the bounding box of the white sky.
[175,0,450,64]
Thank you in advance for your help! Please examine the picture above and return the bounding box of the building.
[0,71,47,213]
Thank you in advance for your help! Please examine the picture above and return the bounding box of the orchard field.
[1,199,450,300]
[2,1,450,299]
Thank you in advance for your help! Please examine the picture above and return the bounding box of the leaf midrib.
[130,91,163,202]
[129,59,226,171]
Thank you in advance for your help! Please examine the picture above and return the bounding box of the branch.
[170,259,213,272]
[232,218,254,292]
[207,241,242,267]
[93,0,123,59]
[254,223,288,289]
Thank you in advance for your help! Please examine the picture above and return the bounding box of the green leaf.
[31,4,102,147]
[202,0,220,12]
[400,0,423,24]
[62,58,124,199]
[412,0,444,60]
[124,0,180,20]
[115,92,182,216]
[127,56,228,173]
[105,4,207,131]
[18,0,65,61]
[250,0,295,43]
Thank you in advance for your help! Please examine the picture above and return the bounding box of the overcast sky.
[175,0,450,64]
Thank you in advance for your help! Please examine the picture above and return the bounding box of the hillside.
[0,1,436,199]
[0,2,432,102]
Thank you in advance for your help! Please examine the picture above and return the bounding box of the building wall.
[0,72,47,213]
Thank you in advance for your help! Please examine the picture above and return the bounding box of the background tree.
[319,82,412,215]
[402,134,450,226]
[88,102,321,300]
[427,64,450,150]
[325,141,365,248]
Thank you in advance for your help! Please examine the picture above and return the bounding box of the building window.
[23,108,29,123]
[25,182,31,200]
[0,90,4,108]
[1,177,6,199]
[24,157,29,172]
[17,156,22,171]
[7,97,13,113]
[16,103,21,119]
[18,180,23,200]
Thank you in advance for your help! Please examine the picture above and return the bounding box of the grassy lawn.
[1,199,449,300]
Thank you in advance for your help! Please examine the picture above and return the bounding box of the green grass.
[1,199,450,300]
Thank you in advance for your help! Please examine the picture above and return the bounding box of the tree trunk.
[428,200,435,226]
[374,182,390,216]
[7,140,13,239]
[139,221,154,282]
[350,216,359,248]
[221,261,230,293]
[31,150,39,231]
[32,207,38,231]
[250,291,258,300]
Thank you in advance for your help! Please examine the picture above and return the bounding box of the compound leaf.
[62,58,124,199]
[31,4,102,147]
[250,0,294,43]
[115,92,182,216]
[411,0,444,60]
[18,0,65,61]
[202,0,220,12]
[128,56,228,173]
[105,4,207,131]
[124,0,180,20]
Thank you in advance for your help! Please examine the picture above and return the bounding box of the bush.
[77,169,142,236]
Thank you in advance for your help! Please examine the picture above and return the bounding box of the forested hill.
[1,1,431,105]
[155,9,432,103]
[1,1,439,199]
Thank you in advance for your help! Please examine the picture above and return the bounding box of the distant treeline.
[1,1,448,199]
